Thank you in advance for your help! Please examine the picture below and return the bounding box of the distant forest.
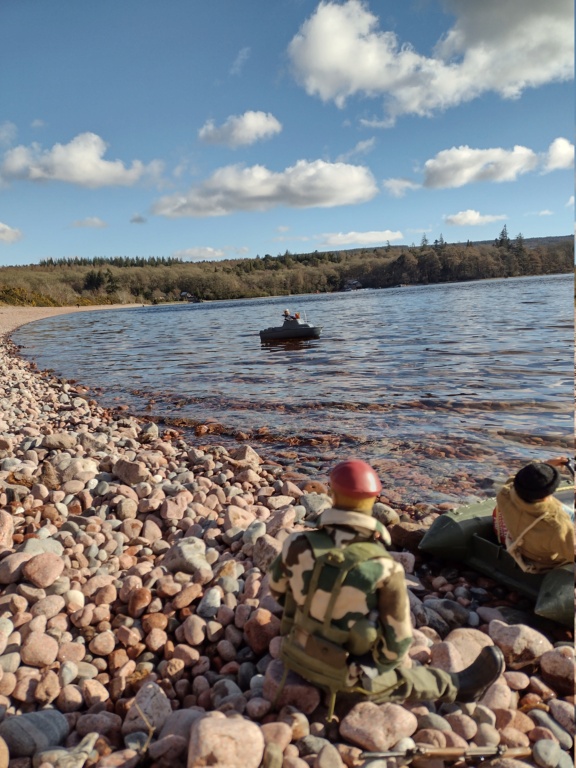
[0,227,572,306]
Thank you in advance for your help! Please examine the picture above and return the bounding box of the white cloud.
[537,209,553,216]
[153,159,378,218]
[444,209,507,226]
[71,217,107,228]
[31,119,45,129]
[0,221,23,243]
[382,178,421,197]
[566,195,574,206]
[320,229,402,246]
[423,145,538,189]
[230,47,251,76]
[0,122,17,147]
[173,247,226,261]
[199,111,282,148]
[542,137,574,172]
[336,138,376,162]
[1,132,163,188]
[288,0,573,121]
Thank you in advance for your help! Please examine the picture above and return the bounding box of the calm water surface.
[14,274,573,504]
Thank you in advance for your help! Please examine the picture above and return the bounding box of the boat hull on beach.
[419,497,573,627]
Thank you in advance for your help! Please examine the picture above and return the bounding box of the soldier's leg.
[360,665,458,704]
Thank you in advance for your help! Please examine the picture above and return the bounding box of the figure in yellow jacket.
[494,458,574,571]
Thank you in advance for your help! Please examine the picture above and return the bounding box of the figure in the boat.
[493,457,574,572]
[267,459,504,718]
[283,309,294,321]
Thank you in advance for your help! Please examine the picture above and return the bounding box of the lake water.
[13,273,573,507]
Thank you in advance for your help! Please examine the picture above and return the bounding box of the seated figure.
[493,458,574,572]
[268,459,504,718]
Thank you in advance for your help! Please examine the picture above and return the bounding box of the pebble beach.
[0,305,572,768]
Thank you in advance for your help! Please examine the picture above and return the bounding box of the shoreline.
[0,305,572,766]
[0,304,137,338]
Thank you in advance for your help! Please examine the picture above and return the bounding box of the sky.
[0,0,573,266]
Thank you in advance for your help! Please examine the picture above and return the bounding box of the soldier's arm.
[375,560,413,666]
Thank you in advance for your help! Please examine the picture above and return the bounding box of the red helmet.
[330,460,382,499]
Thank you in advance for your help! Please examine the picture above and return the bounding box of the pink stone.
[89,630,116,656]
[263,660,321,715]
[339,702,417,751]
[56,684,84,713]
[429,641,465,672]
[20,631,59,667]
[443,628,495,667]
[244,608,281,655]
[113,458,150,485]
[81,678,110,707]
[260,721,293,751]
[488,620,553,666]
[223,505,256,532]
[187,714,265,768]
[0,552,34,584]
[0,511,14,549]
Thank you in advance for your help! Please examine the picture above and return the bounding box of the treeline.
[0,231,572,306]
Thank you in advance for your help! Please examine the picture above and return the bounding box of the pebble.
[0,331,571,768]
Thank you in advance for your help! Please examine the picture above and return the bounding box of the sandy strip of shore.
[0,303,137,337]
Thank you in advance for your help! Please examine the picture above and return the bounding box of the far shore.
[0,303,137,337]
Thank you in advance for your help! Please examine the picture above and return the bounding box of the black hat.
[513,462,560,502]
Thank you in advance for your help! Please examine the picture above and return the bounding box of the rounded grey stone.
[533,739,561,768]
[0,709,69,757]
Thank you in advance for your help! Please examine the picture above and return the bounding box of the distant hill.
[0,233,572,306]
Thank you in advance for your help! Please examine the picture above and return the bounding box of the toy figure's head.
[330,459,382,513]
[514,462,560,502]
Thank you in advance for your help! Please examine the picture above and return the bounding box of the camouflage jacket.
[268,507,413,672]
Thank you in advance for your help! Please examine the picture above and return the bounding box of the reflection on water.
[14,274,573,504]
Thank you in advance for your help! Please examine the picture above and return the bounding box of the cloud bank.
[288,0,573,121]
[153,159,377,217]
[71,217,107,228]
[198,111,282,148]
[444,209,507,226]
[384,137,573,193]
[173,247,226,261]
[0,222,23,244]
[1,133,162,188]
[320,229,402,246]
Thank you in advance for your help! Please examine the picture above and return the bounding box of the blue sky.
[0,0,573,266]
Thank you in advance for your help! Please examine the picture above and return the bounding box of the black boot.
[454,646,505,703]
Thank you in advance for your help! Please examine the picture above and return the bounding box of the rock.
[488,621,553,667]
[121,681,173,736]
[339,702,417,751]
[34,732,99,768]
[548,698,575,735]
[187,714,265,768]
[113,458,150,484]
[0,710,69,757]
[539,647,575,696]
[0,511,14,549]
[532,739,562,768]
[527,710,573,750]
[262,660,321,714]
[22,553,64,588]
[21,632,59,667]
[253,535,283,571]
[244,609,281,655]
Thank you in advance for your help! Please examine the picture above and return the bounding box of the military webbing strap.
[298,532,388,643]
